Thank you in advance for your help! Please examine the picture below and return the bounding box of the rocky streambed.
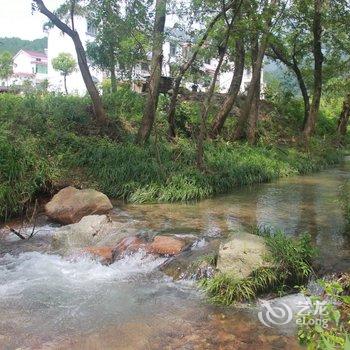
[0,159,350,349]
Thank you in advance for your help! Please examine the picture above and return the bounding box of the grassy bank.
[0,92,343,221]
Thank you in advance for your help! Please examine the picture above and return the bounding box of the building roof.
[22,50,47,59]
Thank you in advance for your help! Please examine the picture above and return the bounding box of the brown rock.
[149,236,186,255]
[85,246,114,264]
[45,186,113,224]
[112,236,147,261]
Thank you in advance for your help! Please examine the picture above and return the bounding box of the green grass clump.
[200,230,316,305]
[65,137,341,204]
[0,129,56,220]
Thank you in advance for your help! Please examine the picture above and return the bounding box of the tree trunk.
[293,58,311,128]
[303,0,323,139]
[269,44,310,127]
[167,0,241,140]
[337,94,350,136]
[135,0,166,144]
[233,36,268,140]
[233,0,276,141]
[110,64,117,93]
[246,38,261,144]
[64,74,68,94]
[210,38,245,138]
[33,0,107,124]
[197,24,232,170]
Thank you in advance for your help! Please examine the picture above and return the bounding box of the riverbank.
[0,93,344,221]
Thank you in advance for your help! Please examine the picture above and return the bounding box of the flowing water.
[1,158,350,349]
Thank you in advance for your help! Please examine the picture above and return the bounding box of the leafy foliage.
[0,51,13,83]
[297,278,350,349]
[0,37,47,55]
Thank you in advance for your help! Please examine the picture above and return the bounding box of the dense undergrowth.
[200,229,317,305]
[0,89,344,221]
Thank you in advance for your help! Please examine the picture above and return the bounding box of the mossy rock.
[216,232,272,279]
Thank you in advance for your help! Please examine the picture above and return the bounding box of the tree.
[210,38,245,138]
[52,52,77,94]
[135,0,167,144]
[166,0,239,140]
[197,17,235,169]
[302,0,324,139]
[0,51,13,86]
[233,0,279,143]
[32,0,108,124]
[267,0,350,139]
[86,0,150,93]
[337,94,350,137]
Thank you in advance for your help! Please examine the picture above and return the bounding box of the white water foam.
[0,250,167,298]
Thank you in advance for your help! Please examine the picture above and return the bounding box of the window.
[170,43,177,57]
[141,62,149,71]
[36,64,48,74]
[36,58,41,62]
[87,21,97,36]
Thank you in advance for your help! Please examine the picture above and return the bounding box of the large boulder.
[51,215,128,254]
[216,233,271,279]
[45,186,113,224]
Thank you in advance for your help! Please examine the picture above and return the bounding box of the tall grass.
[0,92,343,221]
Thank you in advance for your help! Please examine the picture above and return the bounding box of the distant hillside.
[0,37,47,55]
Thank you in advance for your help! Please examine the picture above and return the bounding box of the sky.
[0,0,64,40]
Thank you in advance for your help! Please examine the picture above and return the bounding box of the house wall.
[13,52,33,75]
[47,16,104,95]
[9,50,48,87]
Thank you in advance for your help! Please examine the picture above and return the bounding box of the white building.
[1,49,48,87]
[45,15,263,95]
[46,17,104,94]
[163,27,263,94]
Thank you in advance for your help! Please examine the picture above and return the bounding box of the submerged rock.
[110,234,192,265]
[84,246,114,264]
[160,239,220,280]
[111,236,148,260]
[216,233,271,279]
[45,186,113,224]
[51,215,127,254]
[149,236,187,255]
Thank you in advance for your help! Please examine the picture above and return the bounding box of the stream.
[0,158,349,349]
